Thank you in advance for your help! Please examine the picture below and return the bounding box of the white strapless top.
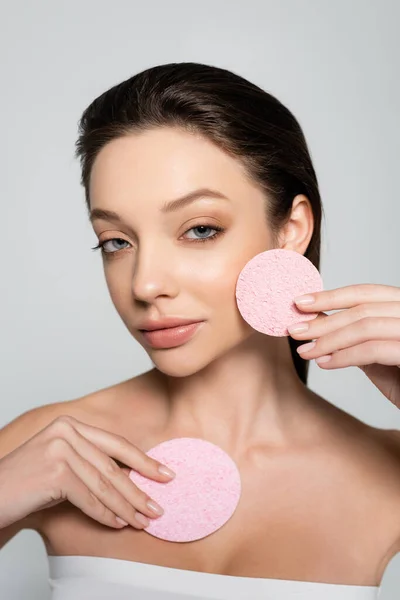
[47,555,382,600]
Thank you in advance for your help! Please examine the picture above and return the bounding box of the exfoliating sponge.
[235,248,323,336]
[129,437,241,543]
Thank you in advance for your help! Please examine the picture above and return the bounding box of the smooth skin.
[1,126,400,586]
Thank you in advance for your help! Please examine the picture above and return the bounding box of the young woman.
[1,62,399,600]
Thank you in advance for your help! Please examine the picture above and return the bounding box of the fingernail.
[147,500,164,515]
[158,465,176,478]
[297,341,316,354]
[136,513,150,527]
[316,354,332,364]
[116,517,129,526]
[287,322,309,334]
[294,295,315,305]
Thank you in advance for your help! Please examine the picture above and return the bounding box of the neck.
[152,333,320,459]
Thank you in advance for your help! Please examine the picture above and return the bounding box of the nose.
[131,244,178,304]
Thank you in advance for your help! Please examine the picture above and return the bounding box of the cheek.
[103,266,130,311]
[191,256,240,306]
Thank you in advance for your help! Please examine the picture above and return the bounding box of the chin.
[144,333,247,379]
[146,350,210,379]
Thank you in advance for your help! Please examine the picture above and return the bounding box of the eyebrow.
[89,188,229,226]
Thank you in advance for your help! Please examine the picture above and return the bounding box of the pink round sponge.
[129,437,241,543]
[236,249,323,336]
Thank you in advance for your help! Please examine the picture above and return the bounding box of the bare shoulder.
[78,369,164,431]
[0,398,82,462]
[338,419,400,500]
[359,425,400,579]
[364,425,400,478]
[377,426,400,455]
[0,370,157,461]
[372,426,400,505]
[379,426,400,503]
[310,395,400,578]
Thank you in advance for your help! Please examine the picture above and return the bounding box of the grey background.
[1,0,399,598]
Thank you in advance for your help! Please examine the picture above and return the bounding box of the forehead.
[88,127,253,209]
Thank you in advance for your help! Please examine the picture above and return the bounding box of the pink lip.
[140,322,204,348]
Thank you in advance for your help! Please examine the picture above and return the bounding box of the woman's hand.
[287,284,400,408]
[0,415,175,530]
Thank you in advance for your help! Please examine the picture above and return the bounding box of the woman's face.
[89,126,276,376]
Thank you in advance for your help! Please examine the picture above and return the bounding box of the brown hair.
[75,62,324,386]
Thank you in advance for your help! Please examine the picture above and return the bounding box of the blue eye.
[91,238,130,254]
[183,224,224,242]
[91,223,225,256]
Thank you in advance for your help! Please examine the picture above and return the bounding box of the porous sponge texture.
[236,249,323,336]
[129,437,242,543]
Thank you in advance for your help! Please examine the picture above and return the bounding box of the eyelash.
[91,224,225,256]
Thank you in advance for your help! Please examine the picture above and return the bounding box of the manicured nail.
[147,500,164,515]
[287,322,309,334]
[297,341,316,354]
[316,355,332,364]
[294,295,315,305]
[136,513,150,527]
[116,517,129,526]
[158,465,176,478]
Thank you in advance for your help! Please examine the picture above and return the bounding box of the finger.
[63,425,164,523]
[63,472,125,529]
[288,310,328,337]
[50,438,138,529]
[60,439,151,530]
[296,317,400,360]
[289,302,400,340]
[310,340,400,370]
[62,416,175,481]
[294,284,400,312]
